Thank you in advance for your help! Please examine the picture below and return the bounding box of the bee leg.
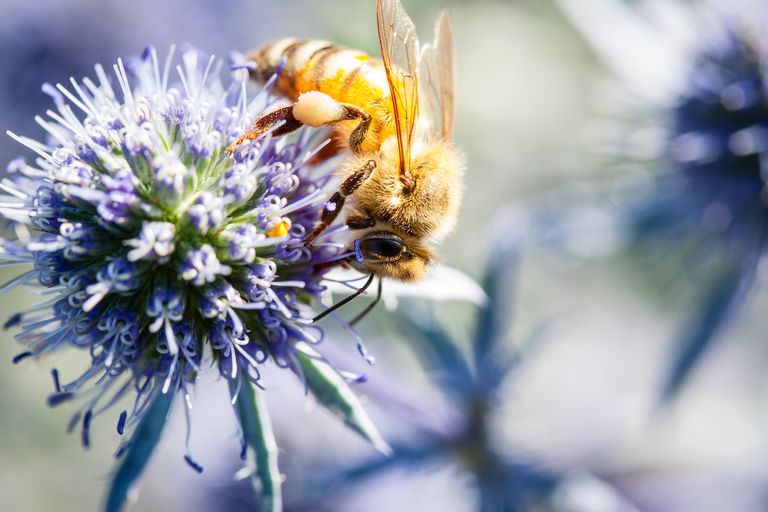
[304,160,376,246]
[346,213,376,230]
[305,190,346,247]
[226,106,303,153]
[342,105,372,154]
[340,159,376,195]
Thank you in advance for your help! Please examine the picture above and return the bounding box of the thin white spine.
[6,132,54,163]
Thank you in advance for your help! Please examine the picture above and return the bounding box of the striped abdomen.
[248,39,396,150]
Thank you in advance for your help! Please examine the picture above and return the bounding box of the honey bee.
[229,0,463,318]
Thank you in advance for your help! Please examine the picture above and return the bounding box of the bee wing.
[419,10,455,140]
[377,0,420,172]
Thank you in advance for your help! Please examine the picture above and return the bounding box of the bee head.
[350,231,434,282]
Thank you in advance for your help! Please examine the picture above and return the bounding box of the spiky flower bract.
[558,0,768,399]
[1,46,387,511]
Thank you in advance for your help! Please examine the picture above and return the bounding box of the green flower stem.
[237,380,282,512]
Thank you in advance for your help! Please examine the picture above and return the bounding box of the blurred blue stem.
[660,257,757,401]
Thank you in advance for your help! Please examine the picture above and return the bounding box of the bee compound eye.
[360,237,405,259]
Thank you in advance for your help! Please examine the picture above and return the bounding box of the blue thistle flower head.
[662,19,768,246]
[558,0,768,401]
[558,0,768,250]
[618,6,768,399]
[0,46,383,504]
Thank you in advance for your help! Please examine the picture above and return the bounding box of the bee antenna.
[348,277,383,327]
[313,274,375,323]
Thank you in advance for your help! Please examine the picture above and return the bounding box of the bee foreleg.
[304,160,376,246]
[340,159,376,195]
[226,106,303,153]
[346,213,376,230]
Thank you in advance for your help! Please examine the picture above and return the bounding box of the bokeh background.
[2,0,768,511]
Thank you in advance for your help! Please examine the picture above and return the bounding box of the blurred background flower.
[558,0,768,400]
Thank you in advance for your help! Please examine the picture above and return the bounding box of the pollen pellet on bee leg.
[267,219,291,238]
[293,91,346,127]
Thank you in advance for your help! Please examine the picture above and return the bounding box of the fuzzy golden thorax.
[341,138,465,241]
[334,138,464,282]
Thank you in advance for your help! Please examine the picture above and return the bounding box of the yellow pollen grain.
[267,219,290,238]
